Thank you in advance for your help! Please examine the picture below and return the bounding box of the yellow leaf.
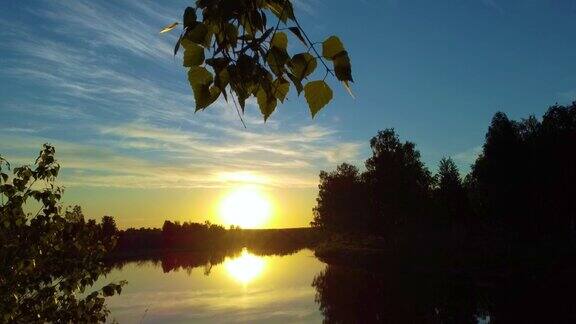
[272,78,290,102]
[289,53,317,80]
[188,66,213,88]
[257,88,277,121]
[160,22,179,34]
[188,67,216,111]
[322,36,345,60]
[182,39,205,67]
[304,80,333,118]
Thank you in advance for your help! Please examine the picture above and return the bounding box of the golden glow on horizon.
[219,186,271,228]
[224,249,266,285]
[216,171,269,185]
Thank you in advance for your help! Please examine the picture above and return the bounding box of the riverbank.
[107,227,323,262]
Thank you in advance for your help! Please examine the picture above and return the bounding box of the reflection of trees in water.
[312,263,576,323]
[108,244,307,275]
[312,265,481,323]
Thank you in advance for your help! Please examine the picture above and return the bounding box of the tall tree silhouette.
[312,103,576,259]
[434,158,469,227]
[311,163,368,232]
[468,103,576,247]
[363,129,433,235]
[536,104,576,245]
[101,215,118,239]
[468,112,523,236]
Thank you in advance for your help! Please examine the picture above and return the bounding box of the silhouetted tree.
[101,215,118,239]
[363,129,433,235]
[434,158,469,227]
[311,163,369,232]
[468,103,576,249]
[0,145,124,322]
[536,103,576,245]
[311,102,576,260]
[468,112,523,235]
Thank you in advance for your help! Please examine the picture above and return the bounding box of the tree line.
[110,220,320,258]
[312,102,576,259]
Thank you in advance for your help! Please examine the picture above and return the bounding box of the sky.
[1,0,575,228]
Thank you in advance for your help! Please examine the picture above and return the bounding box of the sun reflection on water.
[224,249,266,285]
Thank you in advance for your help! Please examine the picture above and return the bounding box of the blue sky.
[1,0,575,227]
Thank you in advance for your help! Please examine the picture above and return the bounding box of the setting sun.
[219,187,271,228]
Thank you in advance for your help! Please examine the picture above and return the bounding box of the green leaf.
[160,22,179,34]
[271,32,288,49]
[271,78,290,102]
[332,50,353,82]
[322,36,345,60]
[257,87,277,121]
[304,80,333,118]
[182,39,204,67]
[288,53,317,80]
[288,27,307,46]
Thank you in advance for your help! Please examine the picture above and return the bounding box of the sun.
[219,186,271,228]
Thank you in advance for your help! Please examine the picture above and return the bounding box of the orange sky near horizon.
[63,185,318,229]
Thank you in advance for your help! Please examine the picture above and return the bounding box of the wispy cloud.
[481,0,504,15]
[292,0,320,16]
[39,1,176,60]
[0,131,342,188]
[0,0,361,190]
[556,89,576,103]
[452,145,482,171]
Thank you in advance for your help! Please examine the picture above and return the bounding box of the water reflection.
[224,249,266,285]
[312,264,480,323]
[104,247,576,323]
[312,262,576,323]
[103,248,324,323]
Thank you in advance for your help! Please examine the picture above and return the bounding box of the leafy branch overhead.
[160,0,354,122]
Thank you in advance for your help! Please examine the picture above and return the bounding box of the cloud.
[0,133,320,189]
[39,1,175,60]
[292,0,319,15]
[556,89,576,103]
[0,119,361,190]
[481,0,504,15]
[0,0,363,191]
[452,145,482,172]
